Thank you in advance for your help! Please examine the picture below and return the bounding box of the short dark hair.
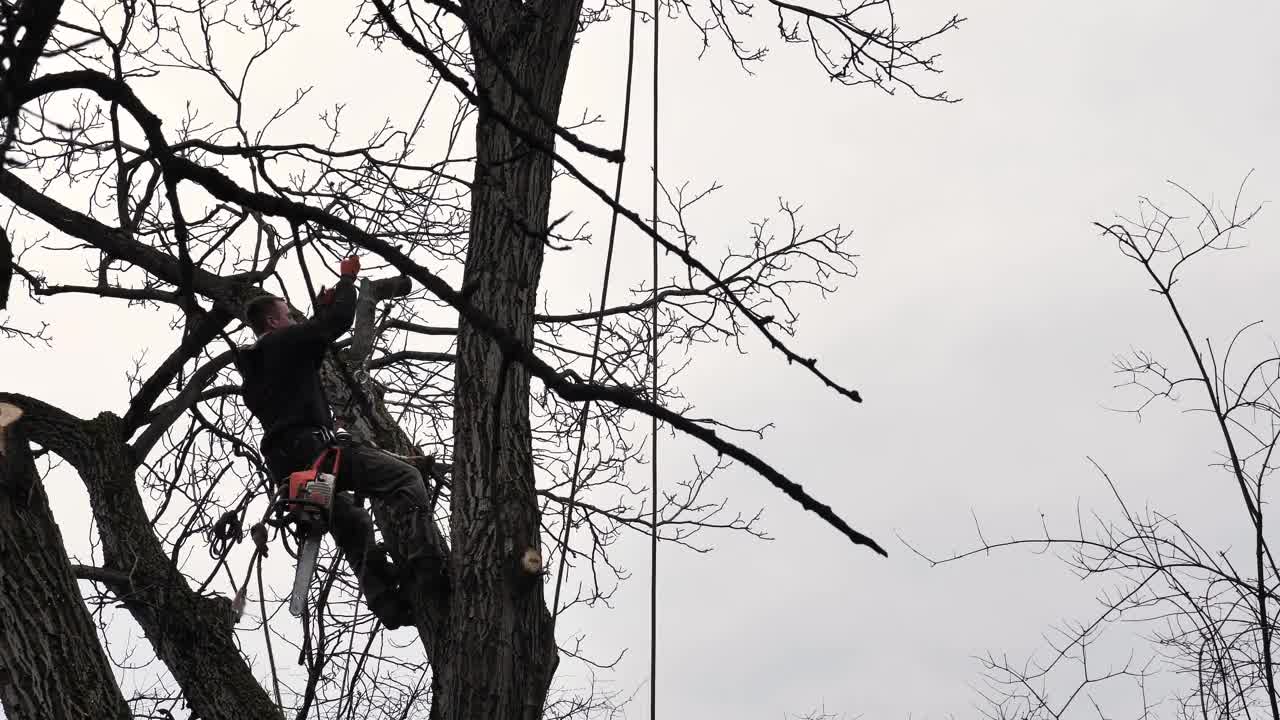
[245,295,283,335]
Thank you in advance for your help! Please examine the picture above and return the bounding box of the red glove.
[317,286,336,306]
[339,255,360,278]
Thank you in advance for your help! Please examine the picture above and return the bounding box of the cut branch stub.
[0,402,31,502]
[0,402,23,457]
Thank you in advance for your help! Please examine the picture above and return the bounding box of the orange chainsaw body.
[285,447,340,516]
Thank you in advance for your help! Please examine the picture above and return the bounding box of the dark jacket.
[235,277,358,460]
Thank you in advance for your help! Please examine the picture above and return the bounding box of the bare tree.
[0,1,961,718]
[911,176,1280,720]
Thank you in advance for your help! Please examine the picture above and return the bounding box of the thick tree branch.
[535,287,705,324]
[11,69,198,310]
[0,400,132,720]
[0,149,883,554]
[71,563,134,588]
[130,349,236,460]
[368,350,457,369]
[0,393,281,720]
[0,169,256,312]
[143,385,240,423]
[371,274,413,300]
[122,307,232,437]
[555,377,886,554]
[382,319,457,336]
[34,283,178,303]
[350,275,412,367]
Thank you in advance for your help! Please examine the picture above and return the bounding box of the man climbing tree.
[0,0,961,718]
[236,253,435,630]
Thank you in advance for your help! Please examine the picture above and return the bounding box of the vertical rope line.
[551,0,641,622]
[649,0,661,717]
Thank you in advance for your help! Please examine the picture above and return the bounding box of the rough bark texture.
[0,394,281,720]
[446,3,584,718]
[0,0,67,171]
[0,404,132,720]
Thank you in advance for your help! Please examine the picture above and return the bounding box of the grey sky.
[5,1,1280,718]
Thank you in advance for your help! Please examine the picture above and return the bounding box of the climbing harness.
[230,431,349,623]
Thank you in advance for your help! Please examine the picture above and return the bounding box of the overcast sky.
[6,1,1280,718]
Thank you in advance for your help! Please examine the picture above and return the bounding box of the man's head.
[245,295,294,336]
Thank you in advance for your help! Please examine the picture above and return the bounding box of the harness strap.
[309,445,342,476]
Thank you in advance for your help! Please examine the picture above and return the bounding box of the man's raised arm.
[313,258,360,338]
[278,256,361,356]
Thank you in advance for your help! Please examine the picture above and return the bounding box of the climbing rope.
[545,7,661,716]
[551,0,641,620]
[218,4,666,711]
[649,2,661,717]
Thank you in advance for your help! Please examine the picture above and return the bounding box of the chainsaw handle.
[273,498,332,513]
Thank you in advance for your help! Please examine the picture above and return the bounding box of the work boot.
[367,589,414,630]
[374,543,402,581]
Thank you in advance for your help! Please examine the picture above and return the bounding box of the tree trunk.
[0,394,281,720]
[445,3,583,718]
[0,403,131,720]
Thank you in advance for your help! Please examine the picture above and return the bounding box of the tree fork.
[0,402,132,719]
[0,394,282,720]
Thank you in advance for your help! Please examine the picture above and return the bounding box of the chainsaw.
[283,446,341,617]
